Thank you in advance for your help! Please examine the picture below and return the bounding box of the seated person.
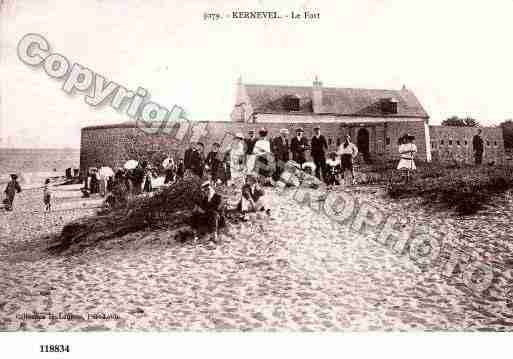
[237,174,271,218]
[190,181,225,243]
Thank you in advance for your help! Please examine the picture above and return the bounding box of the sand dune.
[1,182,513,331]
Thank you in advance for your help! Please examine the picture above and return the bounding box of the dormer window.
[380,98,398,115]
[285,95,300,112]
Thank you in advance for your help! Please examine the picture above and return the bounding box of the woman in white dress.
[252,128,274,181]
[397,134,417,182]
[229,132,247,186]
[337,135,358,185]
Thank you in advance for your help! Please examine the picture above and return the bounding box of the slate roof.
[244,84,429,118]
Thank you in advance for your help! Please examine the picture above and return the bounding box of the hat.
[279,128,289,134]
[201,180,211,189]
[248,129,255,134]
[10,174,18,180]
[235,132,244,139]
[313,126,320,130]
[403,133,415,141]
[258,127,268,136]
[296,128,304,133]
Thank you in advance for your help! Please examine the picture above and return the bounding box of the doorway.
[357,128,370,163]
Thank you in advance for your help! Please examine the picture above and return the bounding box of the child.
[43,179,51,211]
[325,152,341,187]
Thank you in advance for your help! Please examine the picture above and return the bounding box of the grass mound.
[387,165,513,215]
[56,176,202,252]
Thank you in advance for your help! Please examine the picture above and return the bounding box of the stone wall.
[429,126,505,165]
[80,119,430,173]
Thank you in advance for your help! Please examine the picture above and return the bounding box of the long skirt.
[340,154,353,171]
[397,158,416,170]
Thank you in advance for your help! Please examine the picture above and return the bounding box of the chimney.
[231,75,248,122]
[312,75,323,113]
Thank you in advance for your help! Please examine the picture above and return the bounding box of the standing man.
[310,126,328,181]
[472,129,484,165]
[184,142,195,172]
[290,128,309,168]
[3,174,22,211]
[206,143,222,184]
[271,128,290,180]
[191,142,205,178]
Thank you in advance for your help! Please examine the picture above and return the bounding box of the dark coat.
[290,136,309,164]
[5,180,21,200]
[473,135,484,153]
[245,137,258,155]
[271,136,290,163]
[206,151,222,176]
[184,148,194,169]
[310,135,328,158]
[190,150,204,177]
[197,192,223,215]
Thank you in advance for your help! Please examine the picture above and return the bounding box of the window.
[431,141,436,149]
[441,140,444,145]
[379,98,398,114]
[285,95,300,111]
[457,140,460,146]
[486,140,490,146]
[386,137,391,145]
[449,140,453,146]
[494,141,498,146]
[328,138,332,146]
[336,138,341,147]
[464,140,468,146]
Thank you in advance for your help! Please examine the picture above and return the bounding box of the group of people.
[229,126,361,186]
[2,174,51,212]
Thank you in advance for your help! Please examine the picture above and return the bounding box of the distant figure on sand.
[43,179,51,212]
[472,129,484,165]
[397,134,417,182]
[3,174,22,211]
[337,135,358,184]
[191,181,225,244]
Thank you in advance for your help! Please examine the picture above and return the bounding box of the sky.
[1,0,513,148]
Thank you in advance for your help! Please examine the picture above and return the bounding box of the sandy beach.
[1,181,513,331]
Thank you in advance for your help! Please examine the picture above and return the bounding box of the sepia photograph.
[1,0,513,356]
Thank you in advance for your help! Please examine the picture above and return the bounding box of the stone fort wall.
[80,120,429,173]
[80,121,504,174]
[429,125,505,165]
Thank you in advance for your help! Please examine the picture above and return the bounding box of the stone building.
[80,77,505,173]
[231,77,432,162]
